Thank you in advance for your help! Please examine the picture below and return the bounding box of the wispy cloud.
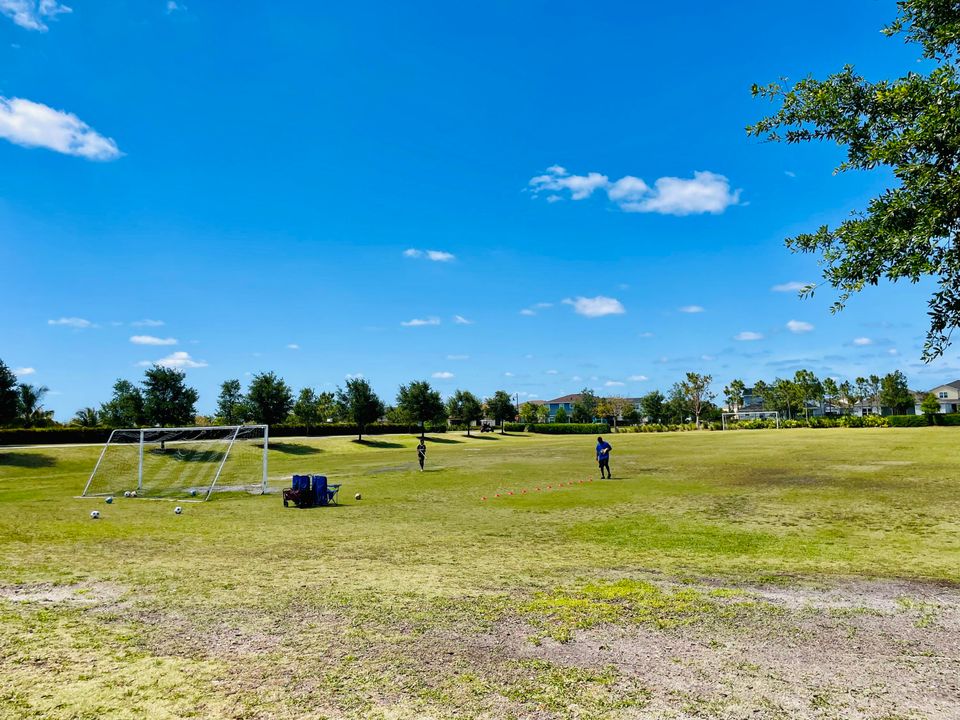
[131,319,164,327]
[853,337,873,346]
[605,380,625,387]
[432,371,454,379]
[345,372,364,380]
[771,281,812,293]
[628,374,648,382]
[678,305,704,314]
[446,354,469,360]
[639,331,655,338]
[735,331,764,341]
[403,248,456,262]
[504,371,514,377]
[48,317,92,328]
[0,96,121,160]
[13,366,35,376]
[530,165,741,216]
[130,335,177,346]
[453,315,473,325]
[165,0,183,13]
[563,296,625,318]
[545,369,559,375]
[401,317,441,327]
[138,351,207,369]
[286,343,300,350]
[0,0,71,31]
[519,308,537,316]
[784,170,796,178]
[786,320,814,334]
[519,301,553,317]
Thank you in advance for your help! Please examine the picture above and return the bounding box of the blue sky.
[2,0,957,419]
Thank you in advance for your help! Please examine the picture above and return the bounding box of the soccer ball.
[105,496,113,504]
[130,491,137,498]
[354,493,362,501]
[123,491,131,498]
[90,510,100,520]
[189,489,197,497]
[174,506,182,515]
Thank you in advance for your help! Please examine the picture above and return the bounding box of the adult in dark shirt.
[596,436,612,478]
[417,440,426,471]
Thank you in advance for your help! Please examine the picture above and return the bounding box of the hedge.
[525,423,610,434]
[0,427,113,445]
[271,423,445,437]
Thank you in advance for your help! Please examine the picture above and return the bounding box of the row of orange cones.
[481,478,593,501]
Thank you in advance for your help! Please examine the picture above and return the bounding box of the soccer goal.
[721,411,780,430]
[82,425,269,501]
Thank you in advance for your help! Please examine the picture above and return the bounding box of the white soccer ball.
[90,510,100,519]
[189,489,197,497]
[123,491,131,498]
[130,491,137,498]
[354,493,362,501]
[174,506,182,515]
[105,496,113,504]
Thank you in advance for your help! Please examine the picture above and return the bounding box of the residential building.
[914,381,960,414]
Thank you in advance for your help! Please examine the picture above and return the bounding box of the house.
[544,393,582,420]
[914,381,960,414]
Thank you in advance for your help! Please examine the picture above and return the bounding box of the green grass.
[1,428,958,718]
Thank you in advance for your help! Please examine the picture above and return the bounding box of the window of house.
[939,392,949,399]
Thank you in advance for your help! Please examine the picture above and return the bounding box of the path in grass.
[1,428,958,719]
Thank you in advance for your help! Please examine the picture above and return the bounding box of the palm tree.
[18,384,53,427]
[73,407,100,427]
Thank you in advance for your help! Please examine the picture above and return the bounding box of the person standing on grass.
[596,436,612,479]
[417,439,427,471]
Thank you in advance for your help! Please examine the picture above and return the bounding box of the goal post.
[83,425,269,500]
[721,411,780,430]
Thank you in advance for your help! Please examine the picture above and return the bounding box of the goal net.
[83,425,269,500]
[721,411,780,430]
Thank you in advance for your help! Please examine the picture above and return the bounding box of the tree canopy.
[397,380,447,437]
[749,0,960,360]
[100,379,145,428]
[246,372,294,426]
[0,360,20,426]
[142,366,199,427]
[486,390,516,433]
[216,379,249,425]
[447,389,483,434]
[336,378,384,441]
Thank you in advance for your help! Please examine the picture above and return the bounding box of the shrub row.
[888,413,960,427]
[720,415,891,430]
[619,423,700,433]
[271,423,446,437]
[523,423,610,434]
[0,427,114,445]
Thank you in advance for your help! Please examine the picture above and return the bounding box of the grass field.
[1,428,959,719]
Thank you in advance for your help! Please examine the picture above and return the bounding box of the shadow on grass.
[0,452,57,469]
[423,436,462,444]
[354,439,404,449]
[464,434,499,440]
[151,448,225,463]
[270,442,323,455]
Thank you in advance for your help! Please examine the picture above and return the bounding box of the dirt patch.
[0,582,124,605]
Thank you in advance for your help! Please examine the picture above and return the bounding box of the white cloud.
[446,354,469,360]
[401,317,440,327]
[0,96,121,160]
[139,351,207,369]
[771,281,812,293]
[519,308,536,316]
[0,0,71,31]
[520,302,554,316]
[786,320,814,334]
[735,331,764,341]
[529,165,609,200]
[534,302,553,309]
[701,355,715,361]
[627,374,648,382]
[432,371,454,380]
[453,314,473,325]
[562,296,625,318]
[784,170,796,178]
[678,305,704,314]
[130,335,177,346]
[131,318,164,327]
[639,331,654,338]
[546,369,559,375]
[286,343,300,350]
[605,380,625,387]
[13,366,35,376]
[404,248,455,262]
[571,375,582,382]
[48,317,92,328]
[504,371,514,377]
[165,0,183,13]
[530,166,741,215]
[345,373,364,380]
[888,348,899,356]
[853,337,873,346]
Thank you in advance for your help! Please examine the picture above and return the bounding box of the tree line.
[0,359,520,440]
